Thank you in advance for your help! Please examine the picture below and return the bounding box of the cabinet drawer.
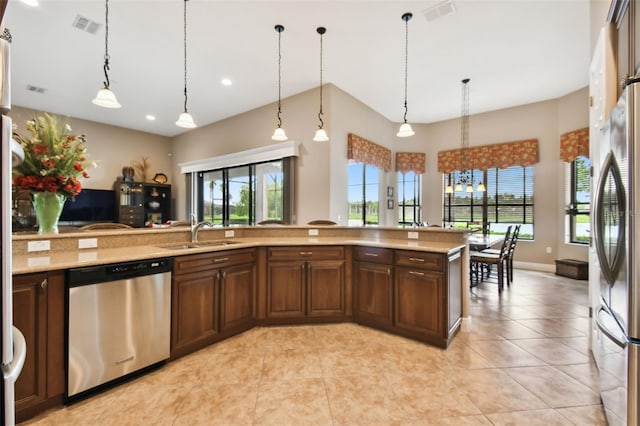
[395,250,444,272]
[174,249,255,275]
[119,207,143,215]
[353,246,393,264]
[268,246,344,261]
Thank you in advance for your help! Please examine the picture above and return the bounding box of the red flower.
[34,144,49,154]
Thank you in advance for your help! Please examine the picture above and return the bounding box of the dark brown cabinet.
[12,271,65,423]
[171,249,255,359]
[220,263,255,334]
[266,246,346,322]
[353,247,393,329]
[115,181,171,227]
[393,249,461,348]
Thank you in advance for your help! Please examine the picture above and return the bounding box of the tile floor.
[21,269,608,425]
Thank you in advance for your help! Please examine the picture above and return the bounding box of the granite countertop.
[12,236,466,275]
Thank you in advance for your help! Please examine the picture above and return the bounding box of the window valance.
[347,133,392,172]
[559,127,589,162]
[437,139,539,173]
[395,152,426,174]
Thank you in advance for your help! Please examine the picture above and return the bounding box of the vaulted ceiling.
[4,0,591,137]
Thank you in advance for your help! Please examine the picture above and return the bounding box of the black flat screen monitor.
[59,188,116,225]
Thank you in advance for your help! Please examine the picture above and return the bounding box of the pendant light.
[271,25,288,141]
[176,0,196,129]
[313,27,329,142]
[396,12,414,138]
[92,0,121,108]
[446,78,485,193]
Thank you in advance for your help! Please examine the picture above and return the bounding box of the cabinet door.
[394,267,443,338]
[267,261,305,318]
[220,263,254,333]
[307,260,345,317]
[13,273,48,413]
[354,261,393,328]
[171,269,219,356]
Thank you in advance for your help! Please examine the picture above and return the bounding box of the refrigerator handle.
[595,306,628,349]
[3,326,26,382]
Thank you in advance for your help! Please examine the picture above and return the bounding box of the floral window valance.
[347,133,392,172]
[560,128,589,163]
[396,152,426,174]
[437,139,539,173]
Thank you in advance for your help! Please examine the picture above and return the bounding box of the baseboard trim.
[513,261,555,273]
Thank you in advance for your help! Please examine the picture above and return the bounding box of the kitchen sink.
[158,240,239,250]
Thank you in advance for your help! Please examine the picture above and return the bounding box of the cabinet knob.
[40,278,48,289]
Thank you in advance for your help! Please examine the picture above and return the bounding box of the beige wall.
[398,87,589,267]
[169,83,396,226]
[12,83,590,268]
[10,106,172,191]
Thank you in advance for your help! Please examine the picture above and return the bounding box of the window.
[348,160,379,226]
[397,171,421,225]
[566,156,590,244]
[198,159,291,226]
[443,166,535,239]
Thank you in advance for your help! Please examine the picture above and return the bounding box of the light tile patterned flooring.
[22,269,607,425]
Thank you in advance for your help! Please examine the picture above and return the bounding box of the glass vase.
[32,192,66,234]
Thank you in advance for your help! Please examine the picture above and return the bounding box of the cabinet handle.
[40,278,48,289]
[387,269,391,276]
[364,252,378,257]
[408,271,424,276]
[408,257,425,263]
[222,271,227,279]
[213,257,229,263]
[300,251,313,256]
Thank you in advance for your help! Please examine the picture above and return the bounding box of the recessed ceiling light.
[221,78,233,86]
[145,114,156,121]
[20,0,39,6]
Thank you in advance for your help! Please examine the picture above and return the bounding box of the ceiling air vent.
[72,14,101,35]
[422,0,456,22]
[26,85,46,94]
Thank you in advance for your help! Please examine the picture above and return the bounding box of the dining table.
[468,234,504,251]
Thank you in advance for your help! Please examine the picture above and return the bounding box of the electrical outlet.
[78,238,98,249]
[225,230,235,238]
[546,246,552,254]
[308,229,319,236]
[28,240,50,252]
[408,231,419,239]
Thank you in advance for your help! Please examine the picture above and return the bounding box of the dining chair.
[482,224,520,284]
[470,225,512,292]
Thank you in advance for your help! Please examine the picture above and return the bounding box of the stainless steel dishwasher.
[66,257,172,400]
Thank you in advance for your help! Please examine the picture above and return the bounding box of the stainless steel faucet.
[190,214,213,243]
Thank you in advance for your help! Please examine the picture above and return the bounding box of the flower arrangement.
[12,113,95,199]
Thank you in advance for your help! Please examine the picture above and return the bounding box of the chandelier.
[445,78,485,193]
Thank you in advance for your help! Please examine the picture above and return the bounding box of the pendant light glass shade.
[455,183,463,192]
[397,13,414,138]
[176,0,196,129]
[272,25,287,141]
[92,86,121,108]
[476,182,486,192]
[313,128,329,142]
[397,122,415,137]
[445,185,453,194]
[176,112,196,129]
[272,127,288,141]
[93,0,121,109]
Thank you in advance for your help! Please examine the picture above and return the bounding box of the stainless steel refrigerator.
[0,25,27,426]
[592,78,640,426]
